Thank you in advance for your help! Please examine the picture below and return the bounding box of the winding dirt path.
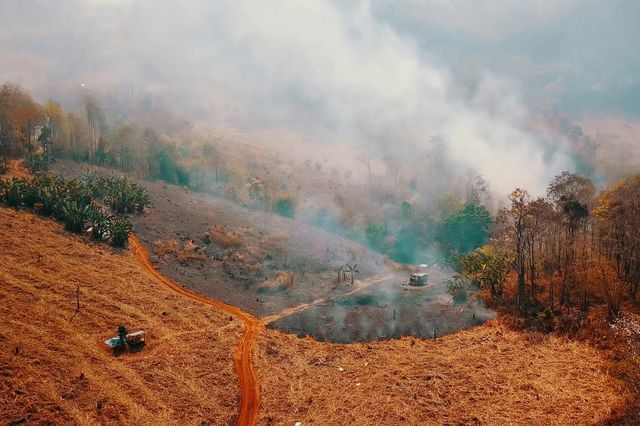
[129,235,262,426]
[7,159,29,178]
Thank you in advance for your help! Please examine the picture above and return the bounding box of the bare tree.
[344,263,360,285]
[499,188,531,309]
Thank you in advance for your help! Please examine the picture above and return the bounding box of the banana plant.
[0,177,26,207]
[61,200,89,234]
[87,206,112,240]
[37,186,61,217]
[109,217,133,247]
[133,188,150,212]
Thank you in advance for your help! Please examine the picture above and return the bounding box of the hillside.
[0,203,630,424]
[256,318,627,425]
[0,207,242,424]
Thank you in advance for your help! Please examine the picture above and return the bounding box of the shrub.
[61,200,89,234]
[274,197,295,218]
[25,151,55,174]
[109,217,133,248]
[176,240,206,264]
[257,271,294,294]
[153,239,180,257]
[87,206,112,240]
[0,177,26,207]
[209,225,243,248]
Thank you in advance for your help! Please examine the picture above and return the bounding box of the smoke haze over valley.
[3,2,640,423]
[2,0,639,196]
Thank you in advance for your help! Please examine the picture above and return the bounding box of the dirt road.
[130,235,262,426]
[5,159,28,179]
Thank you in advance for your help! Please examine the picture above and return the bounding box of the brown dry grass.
[153,239,180,257]
[5,159,29,179]
[256,319,628,425]
[256,271,294,294]
[0,207,242,425]
[0,185,631,425]
[154,239,206,264]
[210,225,243,248]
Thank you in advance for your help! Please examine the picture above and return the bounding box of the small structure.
[409,272,428,286]
[125,330,146,347]
[104,329,146,351]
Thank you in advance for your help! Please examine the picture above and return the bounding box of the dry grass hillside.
[0,167,632,425]
[257,323,628,425]
[0,207,242,425]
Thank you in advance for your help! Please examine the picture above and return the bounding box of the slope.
[0,206,242,425]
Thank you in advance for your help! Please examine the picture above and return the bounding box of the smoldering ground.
[269,265,496,343]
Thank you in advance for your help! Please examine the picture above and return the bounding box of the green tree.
[365,221,389,254]
[437,203,492,258]
[274,197,295,218]
[453,246,513,298]
[392,225,419,263]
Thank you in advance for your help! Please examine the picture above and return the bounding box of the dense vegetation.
[0,83,190,185]
[451,172,640,327]
[0,164,148,247]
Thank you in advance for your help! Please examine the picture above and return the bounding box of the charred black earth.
[267,270,495,343]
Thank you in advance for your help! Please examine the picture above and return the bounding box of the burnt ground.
[269,267,495,342]
[52,160,494,342]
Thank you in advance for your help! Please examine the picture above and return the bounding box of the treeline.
[363,199,492,264]
[0,83,192,186]
[455,171,640,321]
[0,82,498,264]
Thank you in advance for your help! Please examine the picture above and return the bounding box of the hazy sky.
[1,0,637,194]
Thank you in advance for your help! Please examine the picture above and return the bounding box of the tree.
[499,188,531,309]
[465,172,489,205]
[0,83,42,156]
[437,202,492,258]
[546,172,595,305]
[274,197,295,218]
[594,175,640,297]
[400,201,412,220]
[454,246,512,299]
[383,152,400,200]
[43,100,63,146]
[523,197,554,301]
[365,220,389,254]
[392,226,419,264]
[84,93,105,162]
